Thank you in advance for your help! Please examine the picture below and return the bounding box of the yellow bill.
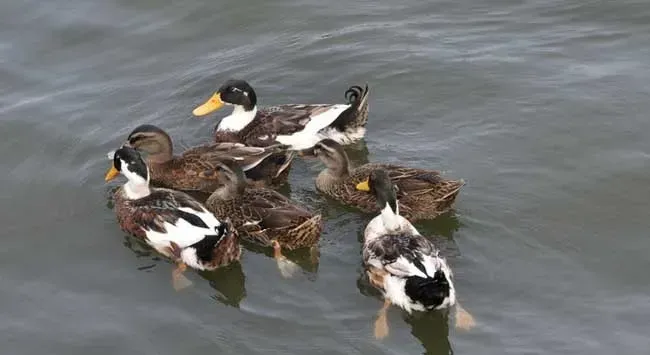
[192,92,224,117]
[356,179,370,192]
[105,165,120,182]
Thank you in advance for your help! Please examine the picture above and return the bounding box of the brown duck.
[118,124,292,191]
[105,146,241,290]
[204,159,323,278]
[313,139,465,221]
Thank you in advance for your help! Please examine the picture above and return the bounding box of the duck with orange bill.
[192,79,370,152]
[105,146,241,290]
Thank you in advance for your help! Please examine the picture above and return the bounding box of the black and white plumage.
[192,79,370,151]
[105,146,241,274]
[360,169,457,313]
[363,232,455,313]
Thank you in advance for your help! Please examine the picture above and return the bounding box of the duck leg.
[309,244,320,265]
[171,262,193,291]
[367,266,387,289]
[272,240,300,278]
[374,298,391,339]
[454,301,476,330]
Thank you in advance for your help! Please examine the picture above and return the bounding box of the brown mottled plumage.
[122,124,292,191]
[204,159,323,277]
[313,139,465,221]
[193,79,370,151]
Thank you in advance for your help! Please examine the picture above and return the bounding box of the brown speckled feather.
[147,143,288,191]
[206,188,323,250]
[316,163,464,221]
[197,220,242,269]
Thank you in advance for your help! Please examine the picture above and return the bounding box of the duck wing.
[129,189,222,248]
[363,233,437,278]
[239,188,313,230]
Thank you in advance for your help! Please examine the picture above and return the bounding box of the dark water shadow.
[356,267,452,355]
[344,139,371,166]
[197,262,247,308]
[121,234,247,308]
[239,240,320,281]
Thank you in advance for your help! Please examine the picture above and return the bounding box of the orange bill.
[192,92,224,117]
[104,165,120,182]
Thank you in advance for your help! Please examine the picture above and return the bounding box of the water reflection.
[240,240,320,281]
[198,262,246,308]
[121,234,248,307]
[405,311,453,355]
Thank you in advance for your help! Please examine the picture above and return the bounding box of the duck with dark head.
[192,79,370,152]
[358,169,475,339]
[105,146,241,290]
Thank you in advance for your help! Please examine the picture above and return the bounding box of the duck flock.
[104,79,474,339]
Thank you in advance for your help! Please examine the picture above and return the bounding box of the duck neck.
[379,202,402,232]
[326,153,350,178]
[207,177,246,204]
[123,179,151,199]
[218,105,258,132]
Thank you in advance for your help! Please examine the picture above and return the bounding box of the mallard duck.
[192,79,370,151]
[313,139,465,221]
[105,146,241,290]
[203,159,323,278]
[359,169,474,339]
[117,124,293,191]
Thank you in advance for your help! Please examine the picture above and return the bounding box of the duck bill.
[105,165,120,182]
[356,179,370,192]
[192,92,224,117]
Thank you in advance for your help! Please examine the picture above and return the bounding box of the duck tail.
[293,214,324,247]
[404,270,451,309]
[330,84,370,131]
[433,179,465,214]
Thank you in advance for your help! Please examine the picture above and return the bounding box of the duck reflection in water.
[122,234,247,307]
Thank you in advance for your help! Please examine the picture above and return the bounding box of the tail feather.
[404,270,450,309]
[331,84,370,131]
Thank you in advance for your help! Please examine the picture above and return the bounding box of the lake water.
[1,0,649,354]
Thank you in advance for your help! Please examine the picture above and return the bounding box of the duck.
[358,169,475,339]
[192,79,370,151]
[105,146,241,290]
[118,124,293,191]
[313,139,465,221]
[203,158,323,278]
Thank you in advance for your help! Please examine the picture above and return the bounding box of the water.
[1,0,649,354]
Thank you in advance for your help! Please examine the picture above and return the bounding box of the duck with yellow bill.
[192,79,370,152]
[105,146,241,290]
